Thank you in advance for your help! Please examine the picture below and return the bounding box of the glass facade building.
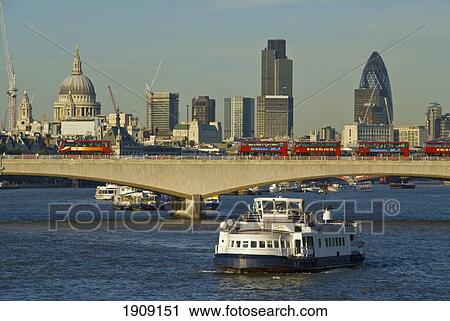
[354,52,393,125]
[224,97,255,139]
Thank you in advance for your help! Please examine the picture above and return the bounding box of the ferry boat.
[112,186,139,210]
[113,186,164,210]
[214,197,365,273]
[95,183,118,200]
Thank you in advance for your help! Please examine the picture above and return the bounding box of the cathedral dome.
[58,46,96,96]
[59,73,96,96]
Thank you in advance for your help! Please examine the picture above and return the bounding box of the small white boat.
[269,184,281,193]
[95,183,118,200]
[355,181,373,192]
[214,197,365,273]
[326,183,342,192]
[302,186,325,194]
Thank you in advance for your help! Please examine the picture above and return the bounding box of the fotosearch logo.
[48,198,401,234]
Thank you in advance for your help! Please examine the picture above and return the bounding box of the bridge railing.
[1,154,450,161]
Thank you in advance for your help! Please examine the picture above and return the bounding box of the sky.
[1,0,450,135]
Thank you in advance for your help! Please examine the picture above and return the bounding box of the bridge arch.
[3,158,450,218]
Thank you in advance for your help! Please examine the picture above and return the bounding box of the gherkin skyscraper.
[354,51,393,125]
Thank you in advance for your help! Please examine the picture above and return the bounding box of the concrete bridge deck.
[2,158,450,218]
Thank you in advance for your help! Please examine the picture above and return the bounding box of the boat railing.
[294,246,315,257]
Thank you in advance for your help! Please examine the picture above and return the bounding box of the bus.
[357,141,409,157]
[292,141,341,157]
[239,140,289,156]
[58,140,111,156]
[423,141,450,156]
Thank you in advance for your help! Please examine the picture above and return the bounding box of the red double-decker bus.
[357,141,409,157]
[424,141,450,156]
[292,141,341,157]
[239,140,288,156]
[58,140,111,155]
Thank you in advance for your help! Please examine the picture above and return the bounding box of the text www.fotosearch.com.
[188,304,328,317]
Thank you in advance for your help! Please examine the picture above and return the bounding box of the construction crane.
[108,85,121,128]
[0,1,17,132]
[145,61,162,133]
[145,61,163,98]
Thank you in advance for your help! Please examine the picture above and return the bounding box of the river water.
[0,184,449,300]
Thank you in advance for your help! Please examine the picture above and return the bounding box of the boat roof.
[254,197,304,203]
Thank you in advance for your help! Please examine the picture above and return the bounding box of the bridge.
[2,157,450,218]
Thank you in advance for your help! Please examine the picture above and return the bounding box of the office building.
[426,102,443,141]
[173,120,222,145]
[257,39,294,138]
[395,125,428,148]
[256,95,293,138]
[146,92,179,136]
[341,123,394,149]
[224,97,255,139]
[354,52,393,125]
[192,96,215,124]
[320,126,336,141]
[261,39,293,96]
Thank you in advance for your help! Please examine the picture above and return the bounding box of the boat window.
[274,240,279,248]
[332,238,336,247]
[307,237,314,247]
[242,241,249,248]
[236,241,241,248]
[259,241,266,248]
[267,241,273,248]
[251,241,257,248]
[280,241,285,248]
[262,201,274,212]
[350,235,354,241]
[275,201,286,212]
[342,237,345,246]
[318,239,322,248]
[230,240,234,247]
[325,238,329,247]
[286,241,290,248]
[288,202,300,210]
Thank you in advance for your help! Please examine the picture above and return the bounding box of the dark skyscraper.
[192,96,215,124]
[257,39,294,138]
[426,102,442,140]
[354,51,393,125]
[261,39,293,96]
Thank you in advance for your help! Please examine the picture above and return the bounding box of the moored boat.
[389,182,415,189]
[95,183,119,200]
[112,187,164,211]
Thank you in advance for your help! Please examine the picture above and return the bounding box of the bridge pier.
[173,194,205,220]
